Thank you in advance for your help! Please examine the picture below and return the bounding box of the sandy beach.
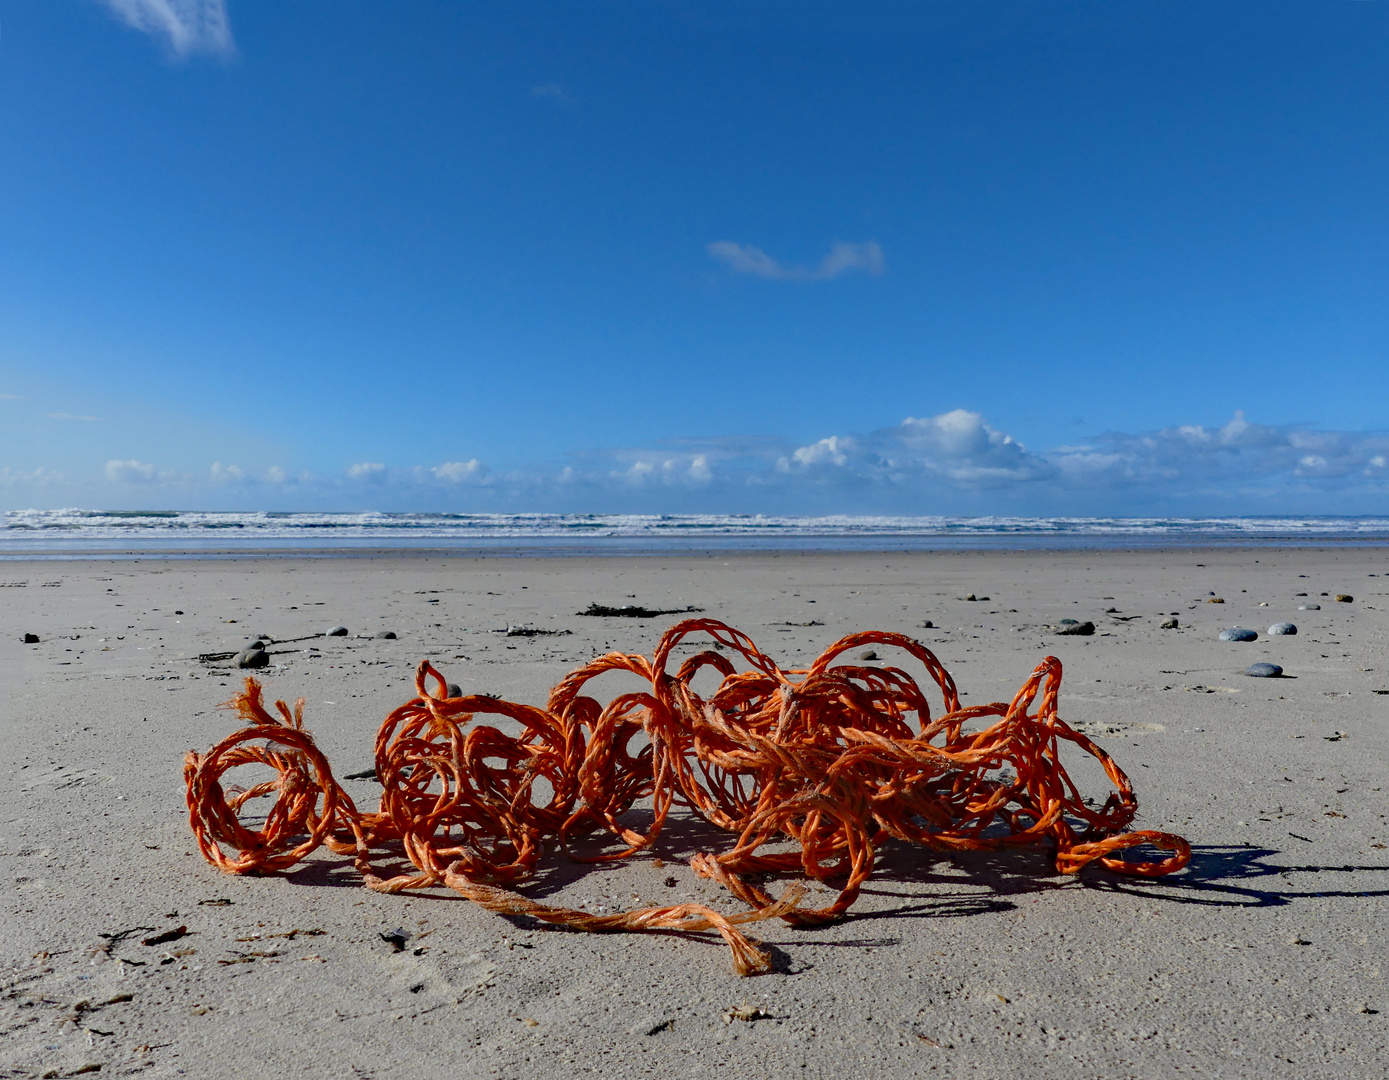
[2,547,1387,1079]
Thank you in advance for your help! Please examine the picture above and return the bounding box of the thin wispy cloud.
[708,241,886,281]
[531,84,577,109]
[0,394,20,401]
[44,412,102,422]
[103,0,235,59]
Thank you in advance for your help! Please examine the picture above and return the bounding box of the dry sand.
[2,548,1387,1079]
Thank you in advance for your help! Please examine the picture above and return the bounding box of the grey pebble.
[375,630,398,640]
[326,625,349,637]
[1219,628,1258,642]
[235,648,269,669]
[1297,603,1320,611]
[1054,621,1095,636]
[964,593,977,601]
[445,682,463,698]
[1246,663,1283,678]
[1160,617,1179,630]
[918,620,934,629]
[858,649,879,661]
[1268,622,1297,636]
[22,632,39,644]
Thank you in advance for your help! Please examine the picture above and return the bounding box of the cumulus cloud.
[432,460,486,484]
[103,0,235,58]
[346,462,387,482]
[778,410,1053,488]
[708,241,886,281]
[105,459,158,483]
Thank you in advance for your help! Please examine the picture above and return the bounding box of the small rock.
[1268,622,1297,636]
[22,632,39,644]
[918,620,934,629]
[858,649,879,661]
[1295,592,1308,596]
[445,682,463,698]
[1160,617,1179,629]
[1058,618,1079,626]
[1207,597,1225,604]
[1054,621,1095,636]
[247,639,268,650]
[964,593,977,602]
[1246,662,1283,678]
[375,630,398,640]
[1218,628,1258,642]
[1298,603,1320,610]
[326,625,349,637]
[235,648,269,669]
[1336,594,1353,603]
[1105,607,1120,613]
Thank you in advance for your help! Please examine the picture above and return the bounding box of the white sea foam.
[4,509,1389,555]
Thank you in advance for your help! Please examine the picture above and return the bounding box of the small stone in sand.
[1054,620,1095,636]
[964,594,977,601]
[22,632,39,644]
[327,625,349,637]
[1336,594,1353,603]
[1298,603,1320,610]
[1105,607,1120,613]
[446,682,463,698]
[858,649,879,661]
[1246,663,1283,678]
[918,620,934,629]
[1269,622,1297,636]
[375,630,398,639]
[1219,628,1258,642]
[235,648,269,669]
[1160,617,1179,629]
[1207,598,1225,604]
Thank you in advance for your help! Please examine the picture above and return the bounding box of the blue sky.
[1,1,1387,515]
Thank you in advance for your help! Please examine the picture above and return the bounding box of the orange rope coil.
[184,618,1190,974]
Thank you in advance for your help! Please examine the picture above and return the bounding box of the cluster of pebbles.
[1215,591,1354,678]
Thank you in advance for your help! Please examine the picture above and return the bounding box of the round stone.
[1054,620,1095,636]
[1336,594,1354,603]
[445,682,463,698]
[375,630,398,640]
[918,620,934,629]
[858,649,879,661]
[1246,663,1283,678]
[235,648,270,669]
[326,625,349,637]
[246,639,267,650]
[1160,617,1179,629]
[1218,627,1258,642]
[22,632,39,644]
[1268,622,1297,636]
[1298,603,1320,610]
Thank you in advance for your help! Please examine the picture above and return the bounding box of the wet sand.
[2,548,1387,1078]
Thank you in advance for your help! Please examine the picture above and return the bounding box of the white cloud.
[432,460,485,483]
[103,0,235,58]
[346,462,387,482]
[531,84,577,108]
[209,462,244,482]
[266,466,287,483]
[708,241,886,281]
[44,413,102,421]
[0,394,20,400]
[105,459,157,483]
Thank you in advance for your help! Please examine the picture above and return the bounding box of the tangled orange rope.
[185,619,1189,974]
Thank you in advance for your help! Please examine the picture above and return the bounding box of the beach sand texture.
[2,549,1387,1079]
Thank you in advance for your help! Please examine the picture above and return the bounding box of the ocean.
[4,509,1389,557]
